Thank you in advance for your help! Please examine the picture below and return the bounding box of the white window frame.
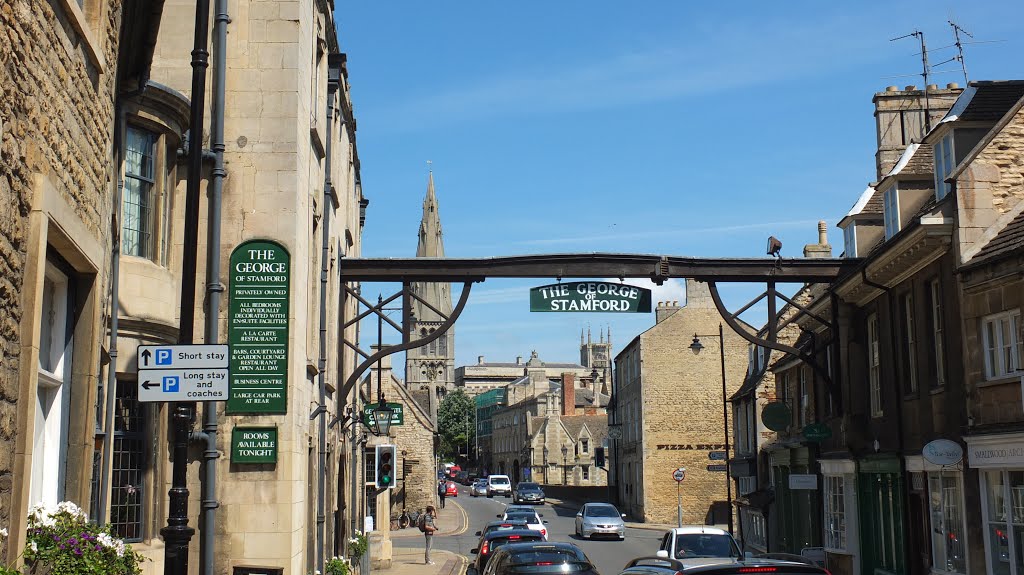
[935,133,954,201]
[869,314,882,417]
[904,292,918,393]
[980,469,1024,575]
[824,474,848,551]
[928,471,968,574]
[884,185,901,240]
[31,262,73,509]
[738,476,757,496]
[844,224,858,258]
[931,280,946,387]
[982,310,1022,380]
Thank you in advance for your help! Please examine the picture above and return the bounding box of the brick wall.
[0,0,121,560]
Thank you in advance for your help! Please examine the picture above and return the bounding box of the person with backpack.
[437,480,447,509]
[418,505,437,565]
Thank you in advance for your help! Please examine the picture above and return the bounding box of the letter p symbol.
[156,349,172,365]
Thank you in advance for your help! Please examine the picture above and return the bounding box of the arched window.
[438,335,447,356]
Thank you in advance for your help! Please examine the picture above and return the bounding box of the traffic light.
[595,447,605,468]
[375,444,396,489]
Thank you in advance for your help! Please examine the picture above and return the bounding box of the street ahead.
[393,484,664,575]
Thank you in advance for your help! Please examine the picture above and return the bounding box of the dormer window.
[843,224,857,258]
[934,132,954,200]
[883,185,901,240]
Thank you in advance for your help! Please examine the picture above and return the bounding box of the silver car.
[471,479,488,497]
[575,502,626,540]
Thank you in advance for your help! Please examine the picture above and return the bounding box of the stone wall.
[387,378,437,515]
[0,0,121,561]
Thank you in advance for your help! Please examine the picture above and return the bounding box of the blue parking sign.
[156,348,173,365]
[162,376,180,393]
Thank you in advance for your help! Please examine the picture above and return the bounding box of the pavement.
[378,499,469,575]
[544,497,676,532]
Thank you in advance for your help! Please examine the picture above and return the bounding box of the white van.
[486,474,512,498]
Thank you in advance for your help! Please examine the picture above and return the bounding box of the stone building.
[0,0,167,566]
[138,2,367,574]
[457,328,610,398]
[611,281,749,526]
[405,173,455,421]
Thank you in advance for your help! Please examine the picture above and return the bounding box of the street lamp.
[561,445,569,486]
[369,397,395,437]
[689,323,734,534]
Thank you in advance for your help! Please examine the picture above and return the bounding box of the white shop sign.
[965,432,1024,469]
[789,474,818,490]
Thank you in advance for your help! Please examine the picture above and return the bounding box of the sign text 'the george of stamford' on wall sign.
[530,281,653,313]
[227,240,290,414]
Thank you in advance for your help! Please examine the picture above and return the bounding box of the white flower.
[30,541,38,553]
[0,527,7,538]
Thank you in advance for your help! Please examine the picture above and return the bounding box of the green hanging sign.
[803,423,833,442]
[227,240,290,414]
[362,403,405,426]
[530,282,652,313]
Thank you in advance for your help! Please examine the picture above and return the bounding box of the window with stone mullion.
[122,126,157,258]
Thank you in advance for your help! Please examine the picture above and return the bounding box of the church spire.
[417,171,445,258]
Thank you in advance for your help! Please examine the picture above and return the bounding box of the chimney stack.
[655,301,681,324]
[803,220,833,259]
[516,356,522,365]
[561,373,576,416]
[873,83,963,180]
[478,355,484,365]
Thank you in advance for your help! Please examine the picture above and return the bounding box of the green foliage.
[325,556,351,575]
[347,531,368,562]
[437,389,476,460]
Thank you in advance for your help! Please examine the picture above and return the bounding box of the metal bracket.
[339,281,474,400]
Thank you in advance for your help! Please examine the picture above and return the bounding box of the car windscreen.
[505,513,538,523]
[674,534,740,558]
[506,549,591,573]
[490,535,543,551]
[517,483,540,490]
[491,477,510,485]
[486,522,528,534]
[585,506,620,517]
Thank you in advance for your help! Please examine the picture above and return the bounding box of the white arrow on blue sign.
[137,344,229,370]
[137,368,229,403]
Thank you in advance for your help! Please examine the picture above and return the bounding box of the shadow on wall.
[705,501,729,527]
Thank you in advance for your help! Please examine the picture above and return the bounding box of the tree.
[437,389,476,462]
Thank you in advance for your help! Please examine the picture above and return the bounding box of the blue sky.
[337,1,1024,377]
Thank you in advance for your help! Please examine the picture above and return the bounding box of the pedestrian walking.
[418,505,437,565]
[437,480,447,509]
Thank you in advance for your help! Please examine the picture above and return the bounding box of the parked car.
[472,541,601,575]
[574,502,626,540]
[474,519,531,538]
[655,526,743,566]
[498,511,547,540]
[445,481,459,497]
[512,482,546,504]
[470,529,546,573]
[623,557,829,575]
[487,474,512,498]
[471,479,489,497]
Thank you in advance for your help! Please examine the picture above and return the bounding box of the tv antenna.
[947,20,973,84]
[891,30,932,131]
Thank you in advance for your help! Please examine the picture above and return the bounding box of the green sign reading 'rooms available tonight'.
[230,427,278,464]
[529,281,652,313]
[227,240,290,414]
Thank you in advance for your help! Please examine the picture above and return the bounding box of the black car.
[512,482,546,504]
[469,529,545,573]
[617,557,829,575]
[475,541,600,575]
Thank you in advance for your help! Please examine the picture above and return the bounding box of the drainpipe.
[198,0,228,573]
[97,105,129,526]
[316,54,342,575]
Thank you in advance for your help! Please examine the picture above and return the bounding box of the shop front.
[857,456,906,575]
[769,446,822,555]
[966,432,1024,575]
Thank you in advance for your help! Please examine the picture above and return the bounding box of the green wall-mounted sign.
[802,423,833,442]
[761,401,792,432]
[227,240,290,414]
[362,402,405,426]
[230,427,278,464]
[529,282,652,313]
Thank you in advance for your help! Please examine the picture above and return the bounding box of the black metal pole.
[719,323,734,534]
[163,0,210,573]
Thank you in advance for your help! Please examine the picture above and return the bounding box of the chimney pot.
[478,355,484,365]
[905,85,917,91]
[817,220,828,244]
[672,300,678,306]
[927,83,938,91]
[516,356,522,365]
[947,82,959,89]
[886,85,899,92]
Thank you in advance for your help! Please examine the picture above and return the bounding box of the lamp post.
[561,445,569,486]
[368,297,396,437]
[689,323,733,534]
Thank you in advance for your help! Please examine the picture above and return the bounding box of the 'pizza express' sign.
[530,282,652,313]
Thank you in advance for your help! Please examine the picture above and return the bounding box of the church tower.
[405,172,455,420]
[580,326,612,395]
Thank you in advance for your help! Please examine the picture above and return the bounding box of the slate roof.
[958,81,1024,122]
[971,210,1024,264]
[575,388,610,408]
[561,415,609,440]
